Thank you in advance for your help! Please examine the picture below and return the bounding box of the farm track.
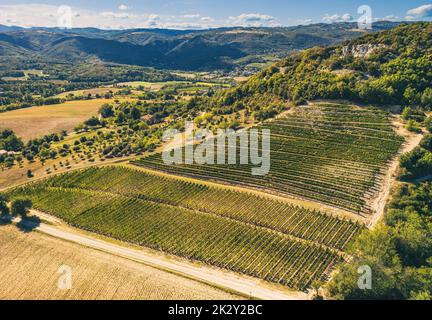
[14,217,307,300]
[368,129,424,228]
[0,224,241,300]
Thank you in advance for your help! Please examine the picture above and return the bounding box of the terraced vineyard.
[5,166,363,291]
[134,103,404,214]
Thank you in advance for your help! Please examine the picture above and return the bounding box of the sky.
[0,0,431,29]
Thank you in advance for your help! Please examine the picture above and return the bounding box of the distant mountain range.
[0,21,404,71]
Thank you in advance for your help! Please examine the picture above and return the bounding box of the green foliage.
[405,120,422,133]
[116,111,125,124]
[0,195,9,217]
[213,23,431,114]
[10,198,32,218]
[400,134,432,180]
[0,129,24,152]
[328,183,432,300]
[402,107,426,122]
[84,116,101,127]
[99,103,114,118]
[425,116,432,133]
[421,88,432,110]
[420,134,432,152]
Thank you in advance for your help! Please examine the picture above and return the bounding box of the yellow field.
[117,81,182,90]
[0,225,240,300]
[0,99,110,141]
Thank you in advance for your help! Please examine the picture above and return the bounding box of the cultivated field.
[135,103,404,215]
[0,225,240,300]
[0,99,110,141]
[5,166,363,291]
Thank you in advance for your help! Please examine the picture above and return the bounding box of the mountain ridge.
[0,21,405,71]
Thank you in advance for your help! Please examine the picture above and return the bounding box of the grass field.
[135,103,404,215]
[5,166,363,291]
[0,99,111,141]
[117,81,184,90]
[117,81,229,91]
[0,225,240,300]
[55,87,121,98]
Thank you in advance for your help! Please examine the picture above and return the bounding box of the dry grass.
[0,99,111,141]
[233,76,250,83]
[0,225,240,300]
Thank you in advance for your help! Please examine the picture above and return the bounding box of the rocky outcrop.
[342,44,387,58]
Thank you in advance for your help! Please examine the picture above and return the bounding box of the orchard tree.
[11,199,33,218]
[0,195,10,218]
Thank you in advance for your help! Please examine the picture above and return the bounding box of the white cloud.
[158,22,208,29]
[0,4,287,30]
[201,16,215,22]
[341,13,353,21]
[0,4,208,29]
[100,11,134,19]
[384,15,399,21]
[148,14,160,20]
[323,13,353,23]
[407,4,432,18]
[297,19,313,25]
[405,15,415,21]
[145,14,160,27]
[183,14,201,19]
[228,13,279,27]
[323,14,339,23]
[118,4,130,11]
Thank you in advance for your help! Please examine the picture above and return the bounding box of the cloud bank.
[407,4,432,18]
[0,4,280,29]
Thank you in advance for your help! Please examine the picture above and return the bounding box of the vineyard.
[134,103,404,214]
[5,166,363,291]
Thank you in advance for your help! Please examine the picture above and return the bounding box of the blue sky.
[0,1,431,29]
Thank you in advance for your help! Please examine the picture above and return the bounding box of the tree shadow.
[0,216,12,226]
[16,216,41,233]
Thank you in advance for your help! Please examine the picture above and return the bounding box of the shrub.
[11,199,32,218]
[420,134,432,152]
[405,120,422,133]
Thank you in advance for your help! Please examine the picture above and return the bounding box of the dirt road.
[18,218,307,301]
[368,123,424,228]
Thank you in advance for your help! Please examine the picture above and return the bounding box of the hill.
[0,21,403,71]
[135,103,404,215]
[210,22,431,110]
